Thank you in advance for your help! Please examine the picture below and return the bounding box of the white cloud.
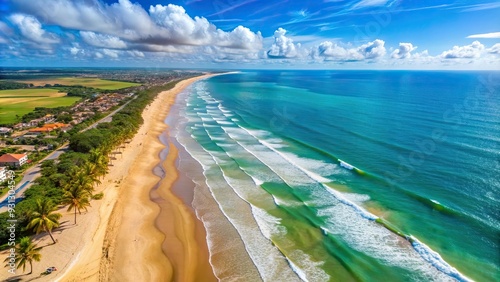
[441,41,485,59]
[466,32,500,39]
[267,28,298,58]
[95,52,103,59]
[316,41,362,60]
[80,31,127,49]
[8,13,60,45]
[314,39,386,61]
[352,0,389,9]
[102,49,119,58]
[487,43,500,54]
[12,0,262,53]
[127,50,145,57]
[358,39,386,59]
[391,42,417,59]
[70,47,80,55]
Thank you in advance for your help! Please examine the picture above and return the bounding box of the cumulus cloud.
[11,0,262,53]
[441,41,485,59]
[316,41,362,60]
[102,49,119,58]
[80,31,127,49]
[127,50,145,57]
[487,43,500,54]
[8,13,60,45]
[70,46,81,55]
[358,39,386,59]
[267,28,298,58]
[315,39,386,61]
[391,42,416,59]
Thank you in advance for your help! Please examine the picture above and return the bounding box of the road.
[0,96,136,212]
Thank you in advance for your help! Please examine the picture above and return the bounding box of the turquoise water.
[173,71,499,281]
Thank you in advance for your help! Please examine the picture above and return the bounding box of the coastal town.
[0,89,130,183]
[0,69,199,185]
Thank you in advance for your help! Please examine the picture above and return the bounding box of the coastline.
[0,74,217,282]
[83,74,218,281]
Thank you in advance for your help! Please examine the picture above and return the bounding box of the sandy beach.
[1,74,217,282]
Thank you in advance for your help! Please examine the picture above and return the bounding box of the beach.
[1,74,217,282]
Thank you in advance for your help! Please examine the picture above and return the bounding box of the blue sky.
[0,0,499,69]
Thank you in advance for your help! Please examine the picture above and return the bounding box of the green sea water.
[171,70,499,281]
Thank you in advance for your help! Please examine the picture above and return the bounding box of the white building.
[0,153,28,167]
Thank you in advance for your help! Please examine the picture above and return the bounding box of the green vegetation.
[63,182,91,225]
[26,198,62,244]
[3,237,41,274]
[18,77,140,90]
[0,88,80,124]
[0,81,32,90]
[0,78,188,253]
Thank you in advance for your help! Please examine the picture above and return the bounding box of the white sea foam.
[250,175,264,186]
[343,193,371,203]
[339,159,355,170]
[411,237,472,282]
[287,250,330,282]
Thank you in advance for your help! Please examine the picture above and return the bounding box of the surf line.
[247,136,472,282]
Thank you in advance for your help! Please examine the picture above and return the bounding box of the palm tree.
[82,162,102,188]
[3,237,42,274]
[26,198,62,244]
[66,167,94,195]
[63,184,91,224]
[89,148,109,178]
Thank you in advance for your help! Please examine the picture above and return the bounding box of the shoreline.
[0,74,218,282]
[94,74,218,281]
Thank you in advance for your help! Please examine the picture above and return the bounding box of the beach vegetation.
[91,192,104,200]
[3,236,42,274]
[62,184,91,224]
[26,198,62,244]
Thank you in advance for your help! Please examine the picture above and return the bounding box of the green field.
[0,88,80,124]
[18,77,140,90]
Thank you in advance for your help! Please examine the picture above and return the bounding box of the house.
[28,127,53,134]
[0,153,28,167]
[28,123,71,134]
[0,167,7,182]
[0,127,12,135]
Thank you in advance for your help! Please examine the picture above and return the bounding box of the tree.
[3,237,42,274]
[89,148,109,178]
[26,198,62,244]
[67,168,94,195]
[82,162,101,188]
[63,185,91,224]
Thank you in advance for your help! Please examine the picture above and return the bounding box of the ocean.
[169,70,499,281]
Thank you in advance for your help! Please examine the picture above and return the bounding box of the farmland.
[16,77,140,90]
[0,88,80,124]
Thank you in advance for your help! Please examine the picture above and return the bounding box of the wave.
[224,110,472,281]
[411,237,472,282]
[182,85,477,281]
[179,109,301,281]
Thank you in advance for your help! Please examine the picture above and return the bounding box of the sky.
[0,0,499,69]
